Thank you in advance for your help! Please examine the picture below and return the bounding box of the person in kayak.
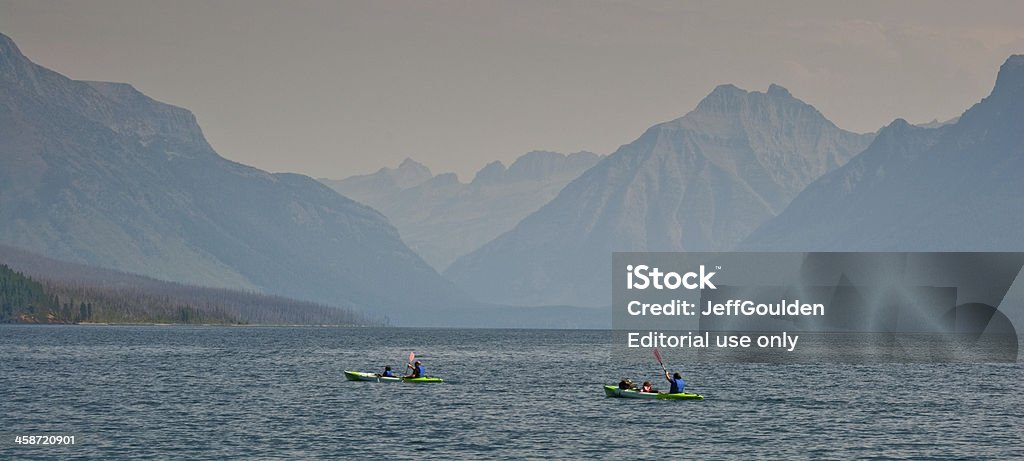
[618,378,637,390]
[405,360,425,378]
[664,371,686,394]
[640,381,654,393]
[379,366,394,378]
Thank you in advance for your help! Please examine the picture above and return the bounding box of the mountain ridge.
[0,32,466,322]
[445,83,874,307]
[320,150,602,270]
[740,55,1024,252]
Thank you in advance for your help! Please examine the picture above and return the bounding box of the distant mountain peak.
[398,157,428,171]
[359,157,433,189]
[914,116,960,129]
[695,84,746,110]
[767,83,792,97]
[693,82,805,117]
[869,118,928,148]
[0,32,19,54]
[677,82,843,144]
[711,83,743,94]
[992,54,1024,98]
[470,150,603,185]
[0,32,20,54]
[888,118,912,129]
[0,32,32,81]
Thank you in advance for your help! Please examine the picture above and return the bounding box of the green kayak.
[604,385,703,400]
[344,371,444,383]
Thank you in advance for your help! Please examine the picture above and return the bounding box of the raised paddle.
[402,351,416,380]
[653,347,668,376]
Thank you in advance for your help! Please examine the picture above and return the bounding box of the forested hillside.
[1,264,63,322]
[0,259,382,326]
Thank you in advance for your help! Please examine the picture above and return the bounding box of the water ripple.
[0,325,1021,459]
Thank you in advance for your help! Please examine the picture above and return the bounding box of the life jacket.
[416,365,425,377]
[382,370,394,377]
[670,377,685,394]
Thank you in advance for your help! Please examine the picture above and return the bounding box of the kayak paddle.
[653,347,668,375]
[406,351,415,369]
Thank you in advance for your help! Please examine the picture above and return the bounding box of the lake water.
[1,325,1021,459]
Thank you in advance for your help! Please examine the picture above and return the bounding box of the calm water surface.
[1,325,1021,459]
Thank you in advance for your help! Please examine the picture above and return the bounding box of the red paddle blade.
[408,351,415,363]
[653,347,663,365]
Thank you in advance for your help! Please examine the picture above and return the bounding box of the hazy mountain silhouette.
[446,84,874,307]
[321,151,601,270]
[0,32,466,321]
[320,158,434,210]
[741,55,1024,251]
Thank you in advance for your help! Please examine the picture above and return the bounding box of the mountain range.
[445,84,875,307]
[320,151,602,270]
[740,55,1024,251]
[3,29,1021,322]
[0,32,465,322]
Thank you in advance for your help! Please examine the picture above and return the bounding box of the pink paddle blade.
[408,351,415,363]
[653,347,663,365]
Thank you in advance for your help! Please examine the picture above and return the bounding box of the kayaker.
[406,360,425,378]
[379,366,394,378]
[640,381,653,393]
[664,371,686,394]
[618,378,637,390]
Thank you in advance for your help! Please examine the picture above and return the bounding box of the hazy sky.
[2,1,1023,180]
